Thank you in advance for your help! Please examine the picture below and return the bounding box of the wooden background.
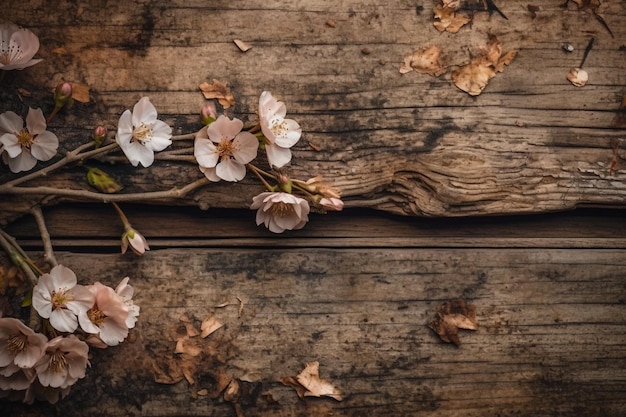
[1,1,626,416]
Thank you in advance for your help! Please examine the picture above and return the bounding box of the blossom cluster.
[0,265,138,404]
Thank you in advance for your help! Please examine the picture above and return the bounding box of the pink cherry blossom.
[250,192,310,233]
[0,108,59,173]
[258,91,301,168]
[0,23,42,71]
[34,335,89,389]
[194,115,258,182]
[0,317,47,371]
[116,97,172,167]
[115,277,140,329]
[78,282,129,346]
[32,265,95,333]
[121,227,150,255]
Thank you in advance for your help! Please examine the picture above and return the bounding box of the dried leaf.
[567,67,588,87]
[199,79,236,108]
[452,35,517,96]
[428,299,477,346]
[399,45,446,76]
[296,361,343,401]
[51,47,68,55]
[201,316,224,338]
[280,375,308,399]
[233,39,252,52]
[16,88,32,97]
[175,336,203,357]
[70,83,90,103]
[433,3,471,33]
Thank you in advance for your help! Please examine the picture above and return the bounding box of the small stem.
[172,133,196,141]
[579,37,595,68]
[1,141,117,188]
[111,202,131,230]
[46,105,61,124]
[0,177,211,202]
[30,206,58,268]
[0,229,39,287]
[247,163,275,191]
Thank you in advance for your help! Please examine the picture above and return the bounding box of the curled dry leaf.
[233,39,252,52]
[283,361,343,401]
[433,1,471,33]
[199,79,236,108]
[399,45,446,76]
[428,298,478,346]
[452,35,517,96]
[201,316,224,338]
[567,67,588,87]
[70,83,90,103]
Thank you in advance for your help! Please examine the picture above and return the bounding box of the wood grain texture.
[1,243,625,416]
[1,0,626,226]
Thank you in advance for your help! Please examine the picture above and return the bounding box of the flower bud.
[201,102,217,125]
[277,173,293,194]
[121,228,150,255]
[92,125,107,148]
[86,167,123,193]
[54,82,74,109]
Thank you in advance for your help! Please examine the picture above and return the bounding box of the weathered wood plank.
[1,0,626,225]
[1,246,625,416]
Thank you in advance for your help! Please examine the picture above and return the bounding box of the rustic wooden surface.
[1,206,626,416]
[1,0,626,224]
[2,1,626,416]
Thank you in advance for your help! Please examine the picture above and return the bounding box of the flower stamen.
[16,128,34,148]
[132,122,153,144]
[51,288,74,310]
[7,333,27,355]
[49,350,68,373]
[87,307,106,327]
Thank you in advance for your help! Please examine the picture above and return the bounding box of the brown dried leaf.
[567,67,588,87]
[70,83,90,103]
[199,79,236,108]
[201,316,224,338]
[399,45,446,76]
[296,361,343,401]
[452,36,517,96]
[280,376,308,399]
[433,3,471,33]
[51,47,68,55]
[428,299,477,346]
[175,336,203,357]
[233,39,252,52]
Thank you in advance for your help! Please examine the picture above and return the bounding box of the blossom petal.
[216,158,245,182]
[207,115,243,143]
[0,132,21,157]
[0,111,23,133]
[265,143,292,168]
[120,141,155,167]
[132,97,157,125]
[6,150,37,173]
[194,138,219,168]
[49,265,77,289]
[199,165,220,182]
[273,118,302,148]
[146,120,172,151]
[233,132,258,164]
[49,309,78,333]
[25,108,46,136]
[98,320,129,346]
[116,110,133,146]
[31,131,59,161]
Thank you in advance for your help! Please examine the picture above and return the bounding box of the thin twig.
[1,141,118,188]
[30,206,58,268]
[0,177,211,202]
[0,229,39,287]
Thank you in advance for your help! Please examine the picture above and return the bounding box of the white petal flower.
[0,23,42,71]
[250,192,310,233]
[258,91,301,168]
[194,115,258,182]
[32,265,95,333]
[116,97,172,167]
[34,335,89,389]
[0,108,59,173]
[78,282,129,347]
[0,318,47,370]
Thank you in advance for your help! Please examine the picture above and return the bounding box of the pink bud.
[92,125,107,147]
[201,102,217,125]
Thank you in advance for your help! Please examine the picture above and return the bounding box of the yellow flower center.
[16,128,34,148]
[51,288,73,309]
[49,350,68,373]
[270,202,292,217]
[7,334,27,355]
[217,138,235,159]
[132,122,152,144]
[87,307,106,327]
[270,119,288,137]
